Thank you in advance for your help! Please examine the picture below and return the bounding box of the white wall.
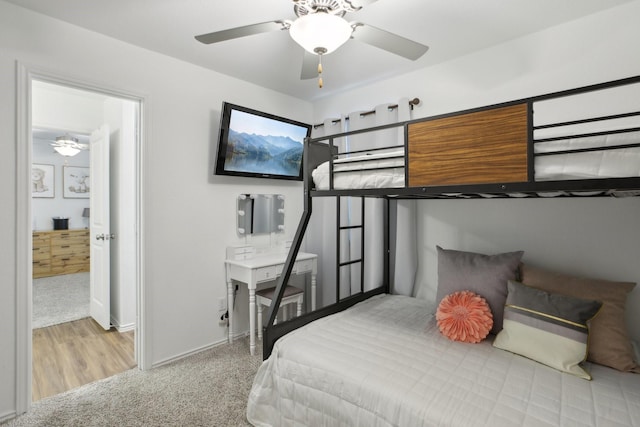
[413,198,640,336]
[32,139,90,230]
[32,81,105,134]
[0,1,312,420]
[312,1,640,344]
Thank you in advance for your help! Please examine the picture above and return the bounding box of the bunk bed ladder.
[262,139,389,360]
[336,196,366,300]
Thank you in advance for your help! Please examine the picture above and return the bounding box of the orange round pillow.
[436,290,493,343]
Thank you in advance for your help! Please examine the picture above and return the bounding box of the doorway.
[32,124,92,330]
[16,66,146,411]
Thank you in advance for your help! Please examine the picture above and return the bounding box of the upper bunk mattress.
[312,150,405,190]
[534,131,640,181]
[311,134,640,190]
[247,294,640,427]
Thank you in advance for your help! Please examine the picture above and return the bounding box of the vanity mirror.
[237,194,285,235]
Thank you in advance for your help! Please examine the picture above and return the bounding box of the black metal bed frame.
[262,75,640,359]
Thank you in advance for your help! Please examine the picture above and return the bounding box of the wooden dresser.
[33,229,90,278]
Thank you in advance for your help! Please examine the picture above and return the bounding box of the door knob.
[95,233,116,240]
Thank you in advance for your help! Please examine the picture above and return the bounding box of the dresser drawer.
[33,245,49,260]
[294,259,314,274]
[51,242,89,257]
[274,264,284,276]
[255,266,277,283]
[51,253,90,266]
[33,257,51,269]
[51,233,89,247]
[33,233,51,250]
[51,263,90,275]
[226,246,256,260]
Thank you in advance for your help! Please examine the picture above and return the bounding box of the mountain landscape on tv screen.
[225,129,303,176]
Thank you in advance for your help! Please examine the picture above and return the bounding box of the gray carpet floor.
[33,272,90,329]
[3,337,263,427]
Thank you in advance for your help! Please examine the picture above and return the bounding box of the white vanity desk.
[225,246,317,356]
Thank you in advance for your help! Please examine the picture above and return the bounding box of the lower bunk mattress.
[247,294,640,427]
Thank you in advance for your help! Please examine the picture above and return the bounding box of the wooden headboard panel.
[407,103,529,187]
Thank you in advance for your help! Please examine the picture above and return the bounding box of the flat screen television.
[214,102,312,181]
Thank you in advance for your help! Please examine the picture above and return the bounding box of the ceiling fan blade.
[350,23,428,60]
[301,51,318,80]
[195,21,287,44]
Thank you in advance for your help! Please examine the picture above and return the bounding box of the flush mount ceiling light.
[51,135,88,157]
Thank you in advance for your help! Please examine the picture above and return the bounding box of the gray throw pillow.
[436,246,524,334]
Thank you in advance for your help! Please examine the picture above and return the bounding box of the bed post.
[526,101,535,183]
[384,197,390,294]
[262,137,314,358]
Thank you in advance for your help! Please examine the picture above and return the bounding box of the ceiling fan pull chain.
[317,54,323,88]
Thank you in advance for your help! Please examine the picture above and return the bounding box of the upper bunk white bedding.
[311,133,640,191]
[247,294,640,427]
[311,150,405,190]
[534,130,640,181]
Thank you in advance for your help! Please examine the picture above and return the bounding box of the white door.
[90,125,111,330]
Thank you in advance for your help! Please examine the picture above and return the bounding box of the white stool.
[256,285,304,340]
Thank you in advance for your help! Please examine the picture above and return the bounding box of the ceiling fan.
[195,0,429,88]
[50,135,88,157]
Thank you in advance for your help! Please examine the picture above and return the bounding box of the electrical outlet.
[218,310,228,327]
[218,297,226,312]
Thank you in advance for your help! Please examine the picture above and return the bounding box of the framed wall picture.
[32,163,55,198]
[63,166,90,198]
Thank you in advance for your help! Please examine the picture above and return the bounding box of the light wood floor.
[32,317,136,401]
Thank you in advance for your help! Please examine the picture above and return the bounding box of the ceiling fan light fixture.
[52,135,83,157]
[289,12,352,55]
[53,144,81,157]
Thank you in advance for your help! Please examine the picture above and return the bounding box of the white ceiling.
[32,129,89,146]
[6,0,632,101]
[31,80,104,146]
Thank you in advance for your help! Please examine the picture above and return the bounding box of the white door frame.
[15,63,149,414]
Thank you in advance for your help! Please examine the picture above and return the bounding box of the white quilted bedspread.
[312,151,405,190]
[247,294,640,427]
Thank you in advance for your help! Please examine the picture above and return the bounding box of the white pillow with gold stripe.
[493,280,602,380]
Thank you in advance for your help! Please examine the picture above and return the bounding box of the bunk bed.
[247,76,640,426]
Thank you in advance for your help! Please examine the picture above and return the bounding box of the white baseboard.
[115,322,135,333]
[110,316,135,333]
[151,336,232,369]
[0,410,17,423]
[232,329,250,340]
[150,327,253,369]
